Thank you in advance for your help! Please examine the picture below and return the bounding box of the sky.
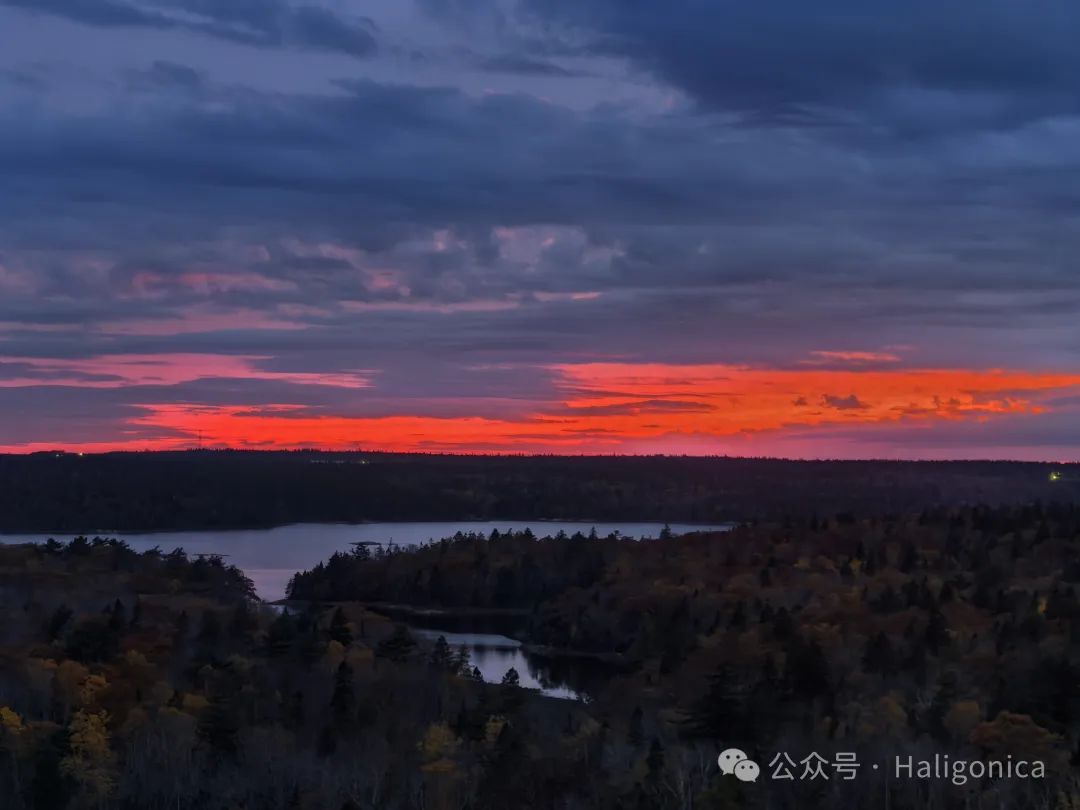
[2,0,1080,459]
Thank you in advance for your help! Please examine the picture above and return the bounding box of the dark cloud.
[822,394,870,411]
[519,0,1080,132]
[0,0,378,58]
[476,54,588,78]
[287,5,379,58]
[125,61,206,92]
[1,1,1080,454]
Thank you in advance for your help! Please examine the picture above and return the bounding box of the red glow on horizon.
[4,363,1079,458]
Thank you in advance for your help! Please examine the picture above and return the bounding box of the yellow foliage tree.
[419,722,459,773]
[0,705,26,794]
[78,674,109,709]
[53,660,90,717]
[858,693,907,739]
[0,706,24,737]
[943,700,982,743]
[969,711,1066,767]
[61,710,116,806]
[182,693,210,714]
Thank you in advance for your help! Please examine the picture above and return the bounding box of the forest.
[0,450,1076,531]
[0,502,1077,808]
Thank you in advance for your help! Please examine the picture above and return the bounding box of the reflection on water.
[0,519,667,698]
[0,520,730,601]
[410,627,584,700]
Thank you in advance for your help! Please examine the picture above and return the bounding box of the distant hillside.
[0,450,1076,532]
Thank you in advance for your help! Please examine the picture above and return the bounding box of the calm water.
[411,628,584,700]
[0,521,729,601]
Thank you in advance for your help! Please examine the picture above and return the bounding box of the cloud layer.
[1,0,1079,458]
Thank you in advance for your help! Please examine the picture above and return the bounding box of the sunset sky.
[3,1,1080,458]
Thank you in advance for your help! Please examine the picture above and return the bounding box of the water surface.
[0,521,729,601]
[411,627,584,700]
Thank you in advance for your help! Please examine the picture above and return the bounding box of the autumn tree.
[61,710,116,806]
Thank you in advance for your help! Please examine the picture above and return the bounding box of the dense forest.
[0,538,615,809]
[0,482,1077,806]
[289,504,1080,807]
[0,450,1076,531]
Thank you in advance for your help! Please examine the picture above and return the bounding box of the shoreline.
[277,598,635,667]
[0,519,735,538]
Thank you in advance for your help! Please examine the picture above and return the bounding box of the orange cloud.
[550,363,1080,436]
[7,363,1075,456]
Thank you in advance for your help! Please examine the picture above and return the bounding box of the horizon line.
[2,448,1076,465]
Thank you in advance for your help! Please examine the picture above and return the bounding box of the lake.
[410,628,588,700]
[0,520,730,602]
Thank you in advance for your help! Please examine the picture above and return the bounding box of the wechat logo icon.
[718,748,760,783]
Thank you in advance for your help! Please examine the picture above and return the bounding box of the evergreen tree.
[45,605,73,641]
[924,608,949,655]
[30,728,73,810]
[925,671,958,742]
[65,616,120,663]
[787,640,831,702]
[376,624,416,663]
[330,661,356,720]
[328,607,353,646]
[862,631,897,675]
[229,601,258,641]
[283,689,305,731]
[198,691,239,755]
[267,610,299,658]
[452,644,471,675]
[681,664,747,742]
[173,610,190,648]
[106,599,126,634]
[429,635,453,670]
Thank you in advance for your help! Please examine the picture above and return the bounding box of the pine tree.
[376,624,416,662]
[862,631,897,675]
[283,689,305,731]
[452,645,471,675]
[106,599,126,634]
[328,607,353,646]
[30,728,72,810]
[429,635,453,670]
[787,640,831,702]
[924,608,949,655]
[173,610,190,648]
[681,664,746,741]
[195,693,235,755]
[229,601,258,641]
[926,672,958,742]
[267,610,299,658]
[45,605,73,641]
[330,661,355,721]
